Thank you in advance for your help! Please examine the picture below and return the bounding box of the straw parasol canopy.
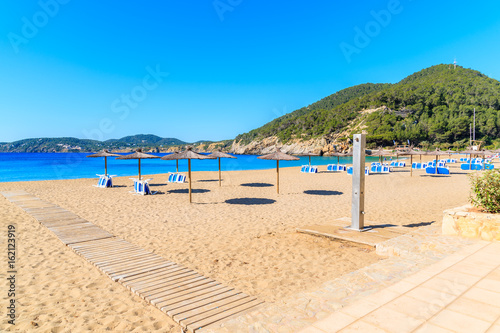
[207,149,237,187]
[367,148,392,163]
[426,149,444,174]
[257,147,299,194]
[116,148,159,180]
[476,150,495,156]
[399,149,427,176]
[295,152,320,166]
[86,150,120,176]
[161,147,216,202]
[443,149,457,158]
[459,149,480,169]
[168,151,180,172]
[459,149,495,170]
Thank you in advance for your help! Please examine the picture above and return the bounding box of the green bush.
[469,170,500,213]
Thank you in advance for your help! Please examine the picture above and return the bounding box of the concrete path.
[200,223,481,332]
[301,241,500,333]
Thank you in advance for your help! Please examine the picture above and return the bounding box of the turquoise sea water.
[0,153,387,182]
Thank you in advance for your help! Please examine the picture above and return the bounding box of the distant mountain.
[232,64,500,153]
[105,134,187,146]
[1,135,190,153]
[0,137,102,153]
[193,140,215,144]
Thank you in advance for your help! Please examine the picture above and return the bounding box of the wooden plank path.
[297,217,408,247]
[1,191,263,332]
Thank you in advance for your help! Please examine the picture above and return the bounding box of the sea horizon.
[0,152,389,182]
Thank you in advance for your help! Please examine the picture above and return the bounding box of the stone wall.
[443,204,500,241]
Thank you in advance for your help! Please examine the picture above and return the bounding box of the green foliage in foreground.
[469,170,500,213]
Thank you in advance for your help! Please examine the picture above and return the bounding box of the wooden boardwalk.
[297,217,408,247]
[1,191,263,332]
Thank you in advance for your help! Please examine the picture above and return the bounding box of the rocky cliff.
[230,136,352,155]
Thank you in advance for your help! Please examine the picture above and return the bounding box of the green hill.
[234,64,500,148]
[0,137,102,152]
[364,65,500,146]
[235,83,391,144]
[0,135,188,152]
[105,134,187,146]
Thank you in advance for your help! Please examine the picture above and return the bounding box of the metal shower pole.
[347,134,371,232]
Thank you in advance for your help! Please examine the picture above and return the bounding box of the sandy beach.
[0,157,474,332]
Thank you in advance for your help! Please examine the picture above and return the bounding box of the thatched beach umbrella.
[86,150,120,176]
[161,147,216,203]
[461,149,480,170]
[399,149,426,177]
[208,149,237,186]
[368,148,392,163]
[295,152,320,166]
[426,149,442,174]
[257,147,299,194]
[169,151,180,172]
[116,148,159,180]
[465,150,494,170]
[443,149,457,158]
[480,150,495,156]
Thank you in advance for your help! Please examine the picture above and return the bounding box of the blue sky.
[1,0,500,143]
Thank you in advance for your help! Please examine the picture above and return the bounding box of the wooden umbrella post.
[218,157,221,187]
[309,156,311,166]
[188,159,192,203]
[138,158,141,180]
[105,156,108,176]
[176,159,179,173]
[410,155,413,177]
[435,154,438,174]
[276,160,280,194]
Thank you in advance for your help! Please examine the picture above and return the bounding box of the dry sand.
[0,157,474,332]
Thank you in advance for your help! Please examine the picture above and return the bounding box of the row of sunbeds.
[94,172,188,195]
[95,155,497,194]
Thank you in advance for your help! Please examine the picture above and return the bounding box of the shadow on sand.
[367,223,399,229]
[240,183,274,188]
[303,190,343,196]
[168,189,211,194]
[404,221,435,228]
[225,198,276,205]
[423,175,452,178]
[197,179,219,183]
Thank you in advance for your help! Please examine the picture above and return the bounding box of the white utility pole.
[473,108,476,141]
